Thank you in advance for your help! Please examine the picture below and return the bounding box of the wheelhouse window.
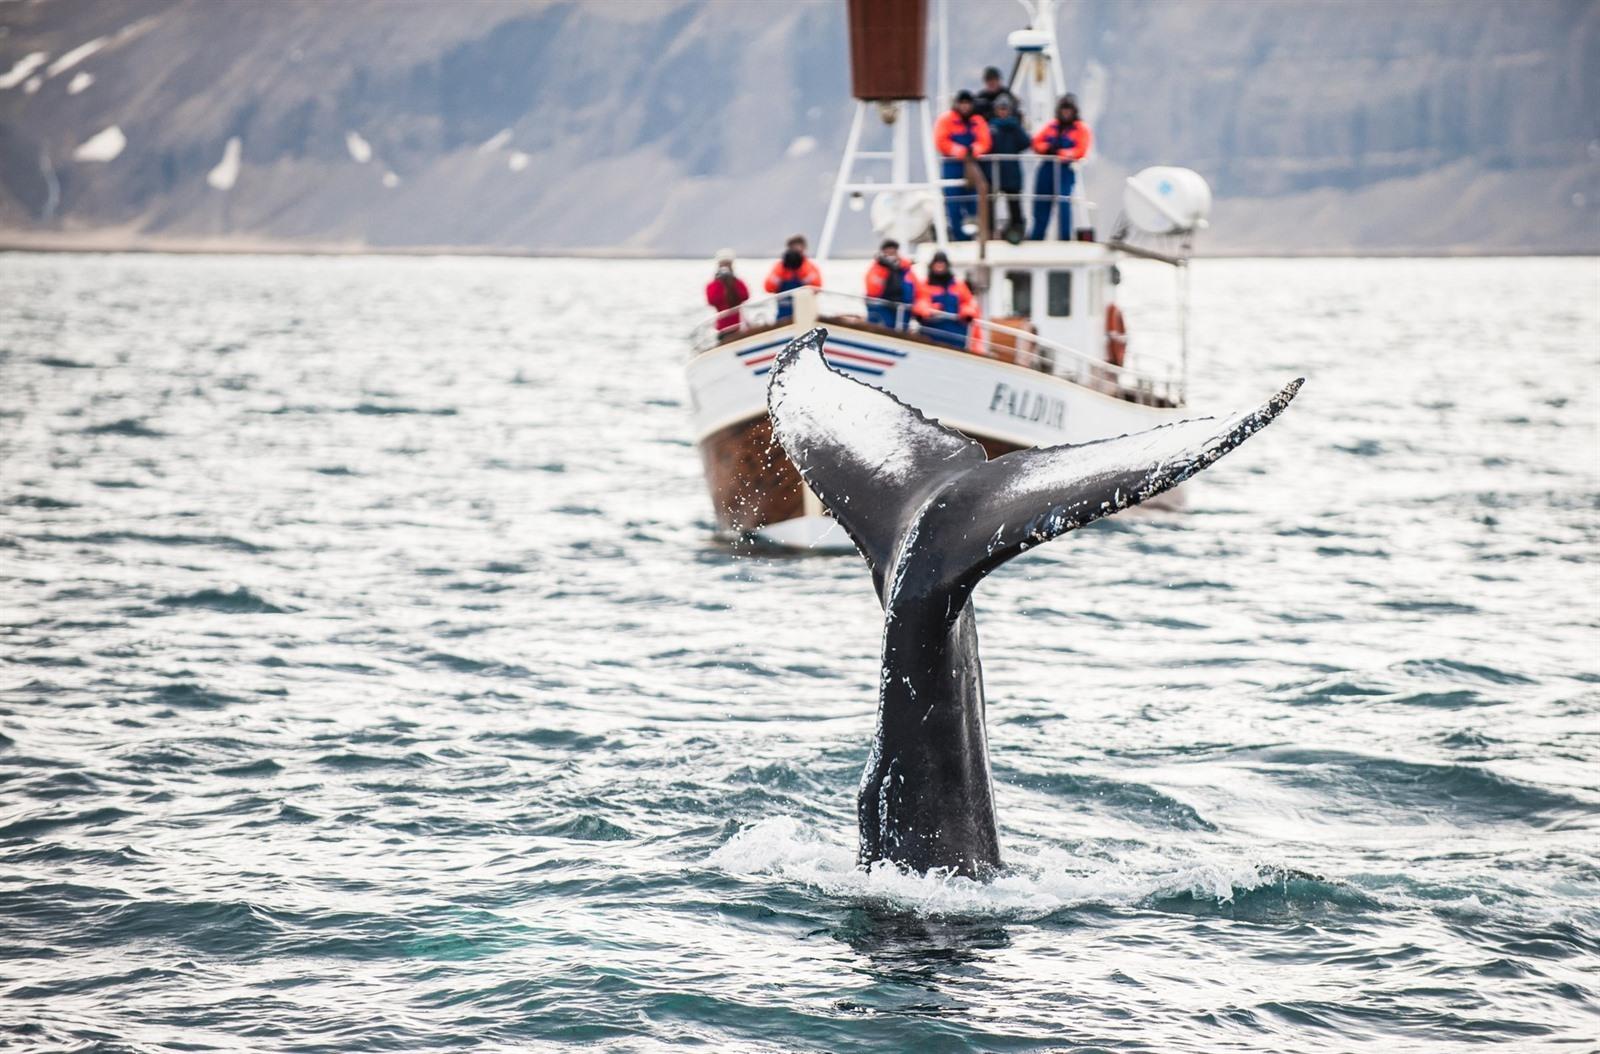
[1006,270,1032,317]
[1047,270,1072,317]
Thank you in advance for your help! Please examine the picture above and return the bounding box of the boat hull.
[686,319,1185,542]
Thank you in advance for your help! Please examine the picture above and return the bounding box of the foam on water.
[711,816,1289,919]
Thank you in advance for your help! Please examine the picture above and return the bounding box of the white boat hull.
[685,317,1188,545]
[687,321,1180,451]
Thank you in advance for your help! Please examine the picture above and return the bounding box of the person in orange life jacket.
[982,92,1029,240]
[1029,93,1094,241]
[914,251,978,349]
[933,91,991,241]
[764,234,822,322]
[705,248,748,339]
[864,238,917,330]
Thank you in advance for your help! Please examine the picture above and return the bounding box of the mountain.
[1,0,1596,256]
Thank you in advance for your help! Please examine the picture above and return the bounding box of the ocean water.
[1,252,1596,1052]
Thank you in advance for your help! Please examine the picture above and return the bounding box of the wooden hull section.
[697,411,1021,535]
[698,414,805,534]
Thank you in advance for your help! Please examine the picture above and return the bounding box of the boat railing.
[935,152,1100,239]
[691,299,786,350]
[815,289,1178,406]
[837,143,1099,241]
[690,288,1182,406]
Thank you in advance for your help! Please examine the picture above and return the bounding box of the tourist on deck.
[933,91,991,241]
[973,66,1008,120]
[914,251,978,349]
[864,239,917,330]
[764,235,822,322]
[1029,94,1093,241]
[705,248,748,339]
[983,92,1029,241]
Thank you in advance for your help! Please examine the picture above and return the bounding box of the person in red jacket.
[705,248,748,339]
[1030,93,1093,241]
[764,234,822,322]
[863,238,918,330]
[914,251,978,349]
[933,91,991,241]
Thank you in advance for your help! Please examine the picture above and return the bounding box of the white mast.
[817,0,952,263]
[1009,0,1066,123]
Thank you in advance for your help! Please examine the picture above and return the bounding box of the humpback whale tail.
[766,327,1300,877]
[767,327,1301,609]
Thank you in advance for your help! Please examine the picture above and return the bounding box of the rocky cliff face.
[1,0,1595,255]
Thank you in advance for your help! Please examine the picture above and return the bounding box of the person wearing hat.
[933,90,991,241]
[705,248,748,340]
[1030,93,1094,241]
[863,238,918,331]
[914,251,978,350]
[764,234,822,323]
[973,65,1009,121]
[983,92,1030,241]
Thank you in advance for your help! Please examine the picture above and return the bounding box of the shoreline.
[0,232,1594,261]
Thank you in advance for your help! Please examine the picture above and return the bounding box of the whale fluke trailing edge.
[766,327,1301,878]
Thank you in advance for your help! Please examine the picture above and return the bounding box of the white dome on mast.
[1123,167,1213,235]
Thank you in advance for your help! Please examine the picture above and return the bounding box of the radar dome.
[1007,28,1052,53]
[1122,167,1212,235]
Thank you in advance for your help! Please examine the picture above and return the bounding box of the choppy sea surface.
[1,253,1597,1052]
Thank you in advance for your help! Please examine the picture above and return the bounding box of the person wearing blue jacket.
[983,92,1029,241]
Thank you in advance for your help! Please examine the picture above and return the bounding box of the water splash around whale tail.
[766,326,1301,608]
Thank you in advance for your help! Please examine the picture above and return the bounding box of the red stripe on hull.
[824,347,897,368]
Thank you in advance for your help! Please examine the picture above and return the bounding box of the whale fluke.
[766,327,1300,877]
[767,328,988,600]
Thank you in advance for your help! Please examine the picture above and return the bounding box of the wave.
[27,530,271,554]
[480,727,607,750]
[80,417,165,437]
[1249,748,1599,824]
[142,682,246,709]
[157,587,292,614]
[525,815,633,841]
[349,403,457,416]
[6,494,78,509]
[0,806,136,841]
[1000,769,1218,831]
[213,758,284,777]
[419,651,535,678]
[1397,657,1537,686]
[314,751,434,771]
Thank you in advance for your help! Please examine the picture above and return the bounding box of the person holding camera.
[705,248,748,339]
[863,238,918,331]
[764,235,823,322]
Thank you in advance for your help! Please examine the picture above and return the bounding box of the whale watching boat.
[685,0,1215,550]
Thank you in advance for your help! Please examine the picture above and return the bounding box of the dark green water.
[1,254,1596,1051]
